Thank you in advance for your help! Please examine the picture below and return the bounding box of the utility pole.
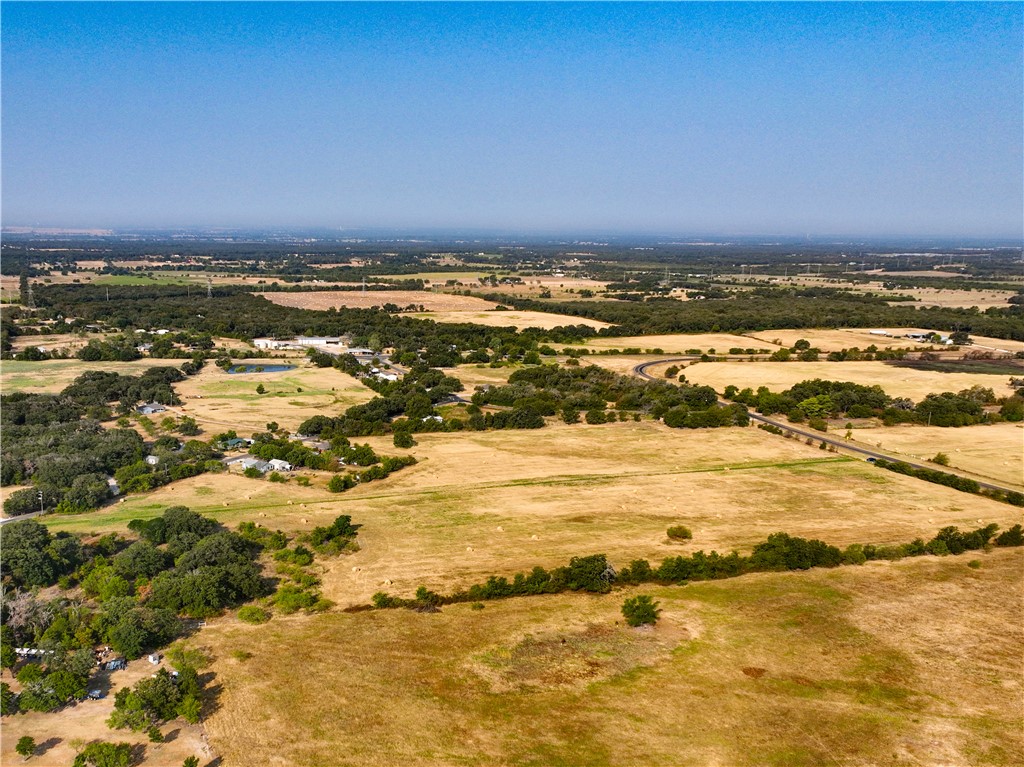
[207,275,213,299]
[37,490,44,515]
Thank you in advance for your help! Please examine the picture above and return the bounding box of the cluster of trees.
[307,514,359,555]
[108,665,204,734]
[298,363,464,438]
[482,285,1024,341]
[5,644,95,713]
[1,365,217,516]
[470,363,744,429]
[727,379,1016,427]
[1,508,269,671]
[121,507,268,618]
[371,523,1023,610]
[872,459,1024,506]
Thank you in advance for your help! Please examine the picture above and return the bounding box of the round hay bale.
[287,500,294,505]
[496,526,503,532]
[530,534,539,540]
[223,502,229,507]
[351,566,360,572]
[301,518,308,524]
[383,579,392,586]
[466,546,473,552]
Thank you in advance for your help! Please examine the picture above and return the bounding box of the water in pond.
[226,364,295,374]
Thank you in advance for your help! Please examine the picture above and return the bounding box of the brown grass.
[263,290,499,312]
[582,333,782,352]
[410,309,610,330]
[848,422,1024,490]
[197,549,1023,767]
[680,359,1017,400]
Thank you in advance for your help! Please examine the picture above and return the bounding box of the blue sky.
[2,2,1021,236]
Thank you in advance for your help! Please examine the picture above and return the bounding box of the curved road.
[633,358,1020,497]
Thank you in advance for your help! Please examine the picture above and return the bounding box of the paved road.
[632,358,1020,496]
[0,509,45,526]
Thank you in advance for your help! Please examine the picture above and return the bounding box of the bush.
[393,431,415,448]
[621,595,661,627]
[931,452,950,466]
[666,526,692,541]
[243,467,263,479]
[237,606,270,624]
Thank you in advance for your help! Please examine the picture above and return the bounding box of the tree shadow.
[162,728,180,743]
[35,737,61,756]
[129,743,147,766]
[204,758,223,767]
[199,674,223,719]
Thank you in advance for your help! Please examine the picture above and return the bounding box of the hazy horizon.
[3,2,1022,238]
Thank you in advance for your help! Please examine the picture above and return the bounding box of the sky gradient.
[2,2,1022,237]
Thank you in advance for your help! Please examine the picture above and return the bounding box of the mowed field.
[37,419,1024,765]
[263,290,499,311]
[679,360,1018,401]
[172,361,374,433]
[850,422,1024,490]
[409,309,611,330]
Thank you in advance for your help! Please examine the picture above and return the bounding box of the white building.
[268,458,293,472]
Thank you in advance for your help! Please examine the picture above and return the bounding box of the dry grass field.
[35,416,1024,765]
[47,421,1021,602]
[849,422,1024,490]
[582,333,782,353]
[263,290,499,312]
[199,549,1023,767]
[9,332,103,353]
[0,359,170,393]
[679,360,1017,401]
[409,309,611,330]
[172,360,374,433]
[743,327,1024,354]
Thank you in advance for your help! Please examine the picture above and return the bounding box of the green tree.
[183,758,200,767]
[256,384,266,395]
[1,682,18,716]
[621,595,661,627]
[393,431,415,448]
[72,741,132,767]
[1,625,16,671]
[16,736,35,759]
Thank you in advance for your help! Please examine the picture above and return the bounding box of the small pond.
[226,364,295,374]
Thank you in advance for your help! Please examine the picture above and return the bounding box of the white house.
[268,458,292,472]
[239,456,272,473]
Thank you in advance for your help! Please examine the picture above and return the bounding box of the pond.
[225,364,296,374]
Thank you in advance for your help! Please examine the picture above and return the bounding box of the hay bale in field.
[301,518,308,524]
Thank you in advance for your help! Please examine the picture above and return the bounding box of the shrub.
[621,595,661,627]
[967,560,981,569]
[237,606,270,624]
[243,467,263,479]
[931,452,951,466]
[666,526,692,541]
